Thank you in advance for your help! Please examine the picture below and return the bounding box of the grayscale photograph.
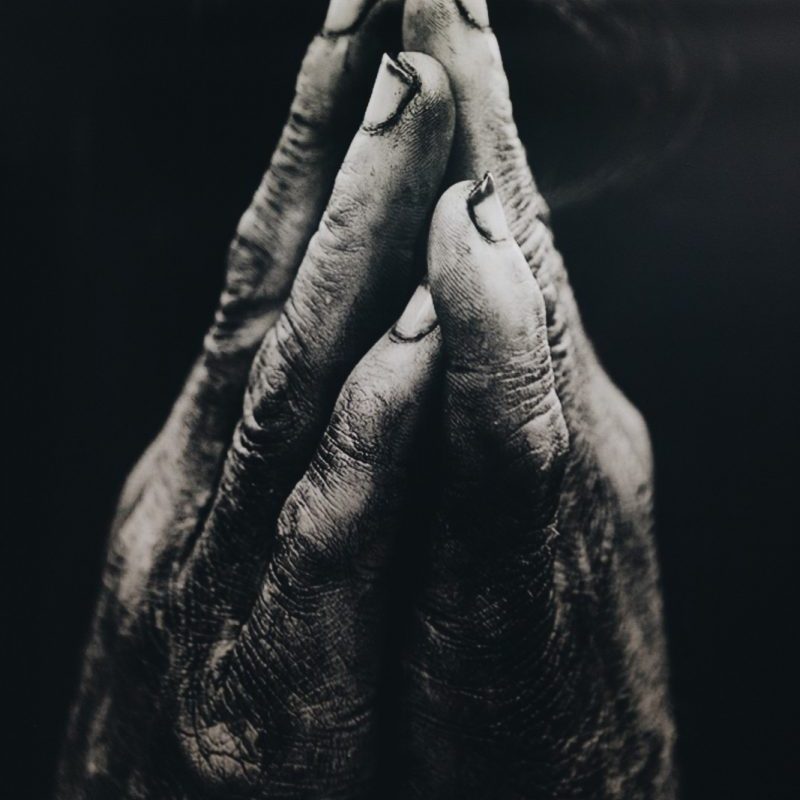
[9,0,798,797]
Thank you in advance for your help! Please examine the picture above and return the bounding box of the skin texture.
[57,9,457,797]
[400,181,673,799]
[58,0,675,798]
[396,1,676,797]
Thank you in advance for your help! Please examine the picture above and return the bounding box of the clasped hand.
[59,1,675,797]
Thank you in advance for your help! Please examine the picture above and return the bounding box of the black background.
[7,0,799,797]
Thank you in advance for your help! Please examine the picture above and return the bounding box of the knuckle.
[317,186,371,254]
[322,382,391,472]
[451,355,569,515]
[271,84,338,182]
[292,206,371,313]
[276,105,329,168]
[271,35,347,159]
[238,310,314,447]
[450,346,564,461]
[276,449,388,590]
[230,207,273,272]
[172,657,370,795]
[173,703,262,795]
[225,197,287,306]
[224,420,270,490]
[204,228,285,359]
[507,390,570,482]
[515,198,554,259]
[276,482,346,588]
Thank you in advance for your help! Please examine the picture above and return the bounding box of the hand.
[396,1,675,797]
[57,1,456,794]
[59,0,676,797]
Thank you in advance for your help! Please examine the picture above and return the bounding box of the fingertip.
[403,0,487,49]
[403,0,496,66]
[322,0,374,36]
[467,172,513,243]
[322,0,403,37]
[357,51,454,143]
[428,175,525,297]
[394,51,455,133]
[394,49,447,88]
[432,178,477,222]
[427,179,480,276]
[428,176,547,367]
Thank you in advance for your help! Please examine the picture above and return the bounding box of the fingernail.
[363,53,418,131]
[468,172,511,242]
[324,0,372,34]
[392,284,438,341]
[455,0,491,29]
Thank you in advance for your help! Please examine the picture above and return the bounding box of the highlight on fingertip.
[362,53,420,131]
[455,0,491,30]
[391,283,438,341]
[467,172,512,243]
[323,0,374,35]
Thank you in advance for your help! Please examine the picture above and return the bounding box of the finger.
[402,178,569,792]
[115,1,399,534]
[179,53,454,633]
[213,0,403,363]
[403,0,592,407]
[191,290,441,794]
[404,0,543,231]
[428,175,568,530]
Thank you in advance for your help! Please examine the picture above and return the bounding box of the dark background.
[7,0,799,797]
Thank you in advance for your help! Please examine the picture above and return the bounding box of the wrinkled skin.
[57,1,675,799]
[399,2,675,797]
